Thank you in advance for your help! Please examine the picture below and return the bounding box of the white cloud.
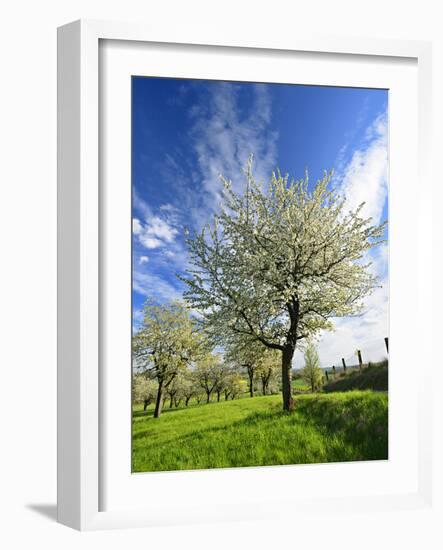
[338,111,388,225]
[133,270,182,302]
[139,235,163,249]
[146,216,178,242]
[132,218,142,235]
[160,203,179,213]
[189,83,278,226]
[134,214,179,250]
[139,256,149,265]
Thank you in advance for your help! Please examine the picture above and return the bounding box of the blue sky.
[132,77,389,368]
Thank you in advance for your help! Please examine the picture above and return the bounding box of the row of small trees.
[132,301,282,417]
[133,362,244,411]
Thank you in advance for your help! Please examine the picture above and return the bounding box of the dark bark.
[154,379,164,418]
[169,396,174,408]
[280,299,299,411]
[261,369,271,396]
[216,391,221,402]
[247,366,255,397]
[282,345,295,412]
[143,399,149,411]
[206,391,211,403]
[185,396,191,406]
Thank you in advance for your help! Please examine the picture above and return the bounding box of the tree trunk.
[216,391,221,402]
[206,391,211,403]
[143,399,149,411]
[282,345,295,412]
[248,368,254,397]
[154,379,164,418]
[262,378,266,395]
[185,396,190,406]
[169,396,174,408]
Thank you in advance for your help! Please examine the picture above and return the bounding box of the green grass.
[132,391,388,472]
[323,362,388,393]
[292,378,311,391]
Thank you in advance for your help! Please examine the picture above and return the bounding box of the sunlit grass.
[132,391,388,472]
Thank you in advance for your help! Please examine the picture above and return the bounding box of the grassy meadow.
[132,390,388,472]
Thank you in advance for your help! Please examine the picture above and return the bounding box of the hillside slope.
[323,363,388,393]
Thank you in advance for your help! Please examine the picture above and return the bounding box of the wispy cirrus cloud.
[132,269,182,302]
[337,110,388,225]
[188,82,278,226]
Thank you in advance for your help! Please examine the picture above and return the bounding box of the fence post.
[325,371,329,382]
[341,358,346,373]
[332,365,336,377]
[384,337,389,354]
[357,350,363,371]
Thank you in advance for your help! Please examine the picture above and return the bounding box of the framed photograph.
[57,19,433,530]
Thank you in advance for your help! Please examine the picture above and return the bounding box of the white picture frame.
[57,19,433,531]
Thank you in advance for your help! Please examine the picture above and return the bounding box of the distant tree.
[165,378,180,409]
[194,353,225,403]
[301,342,323,392]
[179,373,199,406]
[181,159,386,411]
[257,349,280,395]
[224,337,264,398]
[214,371,227,402]
[223,369,244,400]
[132,375,158,411]
[132,300,202,418]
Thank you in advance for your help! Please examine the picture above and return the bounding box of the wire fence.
[322,336,389,377]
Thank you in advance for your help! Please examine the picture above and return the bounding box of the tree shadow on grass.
[132,408,284,443]
[132,400,230,419]
[132,408,311,471]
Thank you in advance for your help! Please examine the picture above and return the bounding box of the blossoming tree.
[181,160,386,411]
[132,301,202,417]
